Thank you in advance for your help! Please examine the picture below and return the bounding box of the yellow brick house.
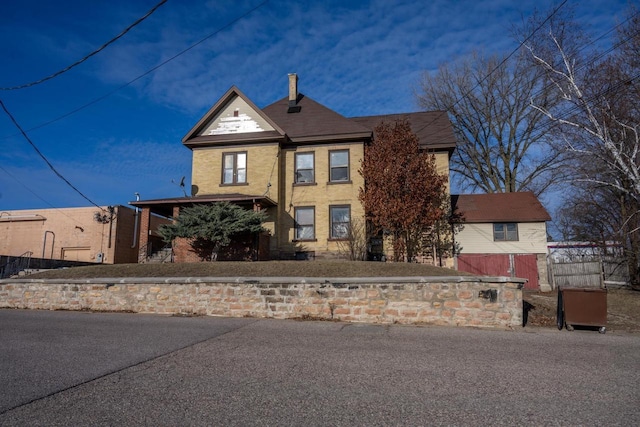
[132,74,457,261]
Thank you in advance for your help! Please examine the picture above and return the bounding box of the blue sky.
[0,0,632,213]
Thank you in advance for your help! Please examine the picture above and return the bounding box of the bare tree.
[527,7,640,287]
[335,218,368,261]
[416,49,566,196]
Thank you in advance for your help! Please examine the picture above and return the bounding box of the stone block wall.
[0,277,524,328]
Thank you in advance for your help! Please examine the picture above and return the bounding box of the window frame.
[221,151,247,185]
[294,206,316,241]
[329,205,351,240]
[493,223,519,242]
[294,151,315,184]
[329,149,350,183]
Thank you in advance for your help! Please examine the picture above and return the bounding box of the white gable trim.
[182,86,285,144]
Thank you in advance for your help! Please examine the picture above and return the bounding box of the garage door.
[457,254,539,290]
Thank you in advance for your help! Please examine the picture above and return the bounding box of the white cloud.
[0,0,632,211]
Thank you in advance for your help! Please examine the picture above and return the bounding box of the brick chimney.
[288,73,298,108]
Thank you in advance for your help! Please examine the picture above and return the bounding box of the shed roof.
[452,192,551,223]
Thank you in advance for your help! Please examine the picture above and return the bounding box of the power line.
[413,0,569,137]
[0,0,168,91]
[416,4,639,147]
[451,22,639,149]
[0,163,96,228]
[0,0,269,139]
[0,0,269,209]
[0,163,58,208]
[527,71,640,144]
[416,3,639,191]
[0,97,103,209]
[503,10,640,146]
[524,10,640,109]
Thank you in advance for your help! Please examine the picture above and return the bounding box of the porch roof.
[129,194,277,218]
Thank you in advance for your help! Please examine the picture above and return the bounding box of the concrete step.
[146,248,173,263]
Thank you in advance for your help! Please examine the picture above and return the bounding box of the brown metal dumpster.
[557,287,607,333]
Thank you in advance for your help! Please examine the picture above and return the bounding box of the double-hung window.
[329,150,349,182]
[330,205,350,239]
[493,223,518,241]
[295,207,315,240]
[295,152,315,184]
[222,152,247,185]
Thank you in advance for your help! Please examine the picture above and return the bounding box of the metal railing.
[138,242,173,263]
[0,251,33,279]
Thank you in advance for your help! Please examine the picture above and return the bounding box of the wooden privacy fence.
[602,257,630,287]
[549,260,603,289]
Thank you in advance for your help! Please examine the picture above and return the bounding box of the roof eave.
[183,132,284,149]
[287,132,372,144]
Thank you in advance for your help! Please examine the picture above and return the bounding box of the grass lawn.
[27,261,467,280]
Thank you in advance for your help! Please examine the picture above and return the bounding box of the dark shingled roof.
[351,111,457,151]
[262,94,372,143]
[452,192,551,223]
[264,96,457,150]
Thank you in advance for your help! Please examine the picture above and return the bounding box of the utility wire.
[524,12,640,109]
[415,3,639,148]
[0,163,95,228]
[0,0,269,139]
[414,3,640,194]
[413,0,569,137]
[527,71,640,143]
[492,12,640,147]
[0,0,268,208]
[0,97,103,209]
[0,163,58,208]
[0,0,168,91]
[446,24,640,150]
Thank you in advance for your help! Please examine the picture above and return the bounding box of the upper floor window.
[222,152,247,185]
[295,152,315,184]
[330,205,350,239]
[295,207,315,240]
[329,150,349,182]
[493,223,518,241]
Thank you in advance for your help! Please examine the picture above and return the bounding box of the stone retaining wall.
[0,276,524,328]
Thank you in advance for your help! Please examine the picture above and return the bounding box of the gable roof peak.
[182,86,285,148]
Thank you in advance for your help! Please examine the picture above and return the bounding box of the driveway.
[1,309,639,426]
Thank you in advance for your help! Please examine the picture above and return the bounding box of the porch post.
[138,207,151,262]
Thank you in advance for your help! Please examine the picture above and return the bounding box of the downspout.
[132,192,140,248]
[107,206,115,249]
[42,231,55,259]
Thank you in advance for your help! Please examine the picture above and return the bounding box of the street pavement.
[1,309,639,426]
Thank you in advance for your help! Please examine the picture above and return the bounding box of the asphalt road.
[1,309,639,426]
